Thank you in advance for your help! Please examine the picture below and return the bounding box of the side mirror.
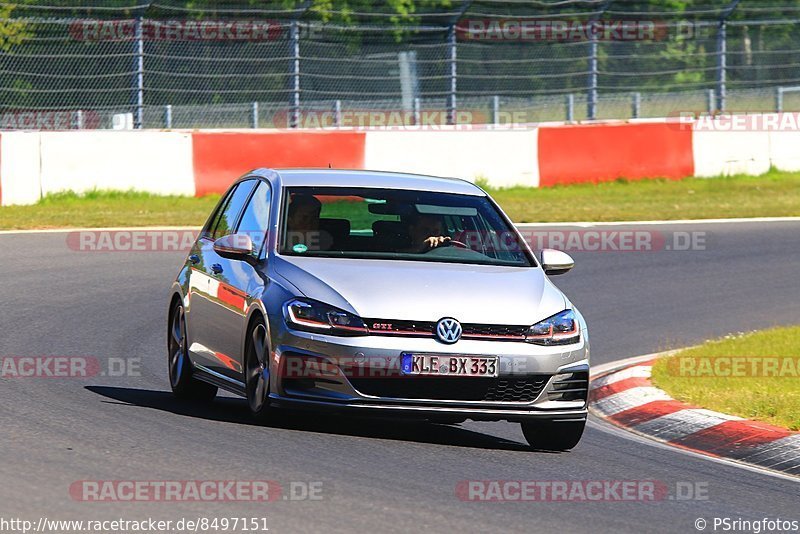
[540,249,574,275]
[213,233,254,261]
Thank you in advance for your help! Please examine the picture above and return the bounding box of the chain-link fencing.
[2,1,800,129]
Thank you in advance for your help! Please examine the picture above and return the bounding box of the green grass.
[651,326,800,431]
[487,168,800,223]
[1,169,799,230]
[0,190,221,230]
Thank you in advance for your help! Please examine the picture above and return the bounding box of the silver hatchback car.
[168,169,589,451]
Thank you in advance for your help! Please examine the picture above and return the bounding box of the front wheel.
[168,301,217,401]
[245,317,271,422]
[521,419,585,451]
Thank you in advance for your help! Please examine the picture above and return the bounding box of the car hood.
[272,256,567,324]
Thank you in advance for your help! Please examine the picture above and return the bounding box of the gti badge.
[436,318,462,344]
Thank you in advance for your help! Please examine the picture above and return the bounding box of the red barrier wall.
[537,122,694,187]
[192,131,367,196]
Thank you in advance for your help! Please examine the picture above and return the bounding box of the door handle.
[211,263,223,275]
[189,254,200,265]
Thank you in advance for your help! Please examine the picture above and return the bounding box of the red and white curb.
[589,355,800,478]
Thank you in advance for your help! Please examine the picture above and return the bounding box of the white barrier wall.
[692,128,771,178]
[769,130,800,172]
[0,132,41,206]
[1,118,798,207]
[38,131,196,197]
[364,130,540,187]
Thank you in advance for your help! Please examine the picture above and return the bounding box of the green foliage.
[0,4,32,52]
[280,0,454,26]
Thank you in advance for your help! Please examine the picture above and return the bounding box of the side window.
[203,191,234,240]
[212,180,256,241]
[235,182,272,258]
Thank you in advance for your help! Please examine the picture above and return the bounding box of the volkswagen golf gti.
[167,168,589,451]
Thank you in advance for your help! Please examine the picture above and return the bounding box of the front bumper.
[268,317,590,423]
[270,395,587,423]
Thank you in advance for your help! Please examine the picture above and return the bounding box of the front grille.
[349,375,549,402]
[486,376,549,401]
[463,324,528,340]
[364,318,529,341]
[365,319,436,336]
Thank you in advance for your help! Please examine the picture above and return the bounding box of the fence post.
[586,1,612,121]
[566,94,575,122]
[716,0,741,113]
[491,95,500,127]
[588,27,599,121]
[132,16,144,129]
[290,21,301,129]
[716,20,727,112]
[164,105,172,129]
[632,92,641,119]
[707,89,715,113]
[251,102,259,128]
[333,100,342,128]
[776,87,783,113]
[447,25,457,126]
[413,97,421,126]
[73,110,84,130]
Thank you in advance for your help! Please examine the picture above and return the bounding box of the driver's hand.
[423,236,451,249]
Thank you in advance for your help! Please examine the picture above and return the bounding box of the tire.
[244,316,271,422]
[521,419,585,451]
[168,301,217,401]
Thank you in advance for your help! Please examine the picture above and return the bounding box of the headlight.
[283,298,367,336]
[525,310,580,346]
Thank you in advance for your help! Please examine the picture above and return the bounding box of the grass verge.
[1,169,799,230]
[486,168,800,223]
[651,326,800,431]
[0,190,221,230]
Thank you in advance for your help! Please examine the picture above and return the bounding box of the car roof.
[253,168,486,196]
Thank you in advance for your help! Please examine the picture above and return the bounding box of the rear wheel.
[168,301,217,401]
[521,420,585,451]
[245,317,271,422]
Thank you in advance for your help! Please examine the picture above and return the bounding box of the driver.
[403,213,451,253]
[286,194,331,251]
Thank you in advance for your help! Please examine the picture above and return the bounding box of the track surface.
[1,221,798,533]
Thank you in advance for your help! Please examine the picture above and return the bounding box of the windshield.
[279,187,534,267]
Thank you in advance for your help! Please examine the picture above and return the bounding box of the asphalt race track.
[1,220,798,533]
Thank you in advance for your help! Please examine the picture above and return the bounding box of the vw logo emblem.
[436,318,462,344]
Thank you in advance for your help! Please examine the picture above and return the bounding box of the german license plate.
[401,353,498,377]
